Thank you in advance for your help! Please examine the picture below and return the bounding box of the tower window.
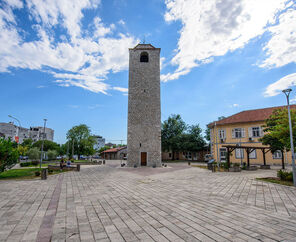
[140,52,149,62]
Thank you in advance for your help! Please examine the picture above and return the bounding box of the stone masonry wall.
[127,45,161,167]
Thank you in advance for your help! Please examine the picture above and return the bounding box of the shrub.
[27,147,40,161]
[48,169,53,174]
[35,171,40,176]
[0,138,19,172]
[221,162,229,170]
[47,150,58,160]
[277,170,293,182]
[31,160,39,166]
[20,162,32,167]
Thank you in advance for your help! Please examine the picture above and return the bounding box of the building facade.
[93,135,105,150]
[0,122,54,143]
[162,150,208,162]
[29,126,54,142]
[208,105,295,166]
[0,122,30,143]
[101,146,127,160]
[127,43,162,167]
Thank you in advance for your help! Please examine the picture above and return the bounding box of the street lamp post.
[282,89,296,186]
[8,115,21,144]
[40,119,47,169]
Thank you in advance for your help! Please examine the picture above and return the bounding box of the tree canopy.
[32,140,60,152]
[66,124,95,158]
[0,138,19,172]
[161,114,206,159]
[261,108,296,151]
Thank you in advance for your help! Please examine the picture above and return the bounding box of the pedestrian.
[60,158,64,170]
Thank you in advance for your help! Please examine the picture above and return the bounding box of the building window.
[185,152,192,159]
[249,149,256,159]
[235,148,244,159]
[252,127,260,137]
[140,52,149,62]
[218,129,225,139]
[220,148,227,161]
[169,153,172,158]
[273,150,282,159]
[233,128,245,138]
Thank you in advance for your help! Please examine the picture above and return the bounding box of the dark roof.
[130,43,160,51]
[208,105,296,128]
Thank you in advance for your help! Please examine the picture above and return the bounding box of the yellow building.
[208,105,296,166]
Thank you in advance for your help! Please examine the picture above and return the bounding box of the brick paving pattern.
[0,161,296,241]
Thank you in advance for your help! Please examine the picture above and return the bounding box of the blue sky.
[0,0,296,144]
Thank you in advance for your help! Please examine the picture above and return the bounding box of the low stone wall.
[48,165,80,171]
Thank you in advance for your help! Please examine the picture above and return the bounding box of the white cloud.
[113,86,128,92]
[93,17,113,38]
[161,69,190,82]
[260,8,296,68]
[26,0,101,40]
[118,19,125,25]
[163,0,293,81]
[230,103,239,108]
[290,97,296,104]
[0,0,138,94]
[264,73,296,97]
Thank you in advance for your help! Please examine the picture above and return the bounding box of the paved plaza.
[1,161,296,241]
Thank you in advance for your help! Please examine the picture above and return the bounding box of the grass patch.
[0,168,65,180]
[191,165,208,169]
[25,163,57,168]
[256,177,294,186]
[73,160,91,163]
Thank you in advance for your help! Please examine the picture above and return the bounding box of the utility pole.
[72,139,74,159]
[40,119,47,169]
[66,141,69,159]
[215,122,220,166]
[282,89,296,186]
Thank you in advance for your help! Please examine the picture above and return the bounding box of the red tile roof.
[208,105,296,128]
[101,146,127,153]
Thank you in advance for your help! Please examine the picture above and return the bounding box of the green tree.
[66,124,96,159]
[262,108,296,149]
[32,140,60,152]
[47,150,58,160]
[182,125,206,152]
[0,138,19,172]
[260,108,296,169]
[162,114,187,160]
[99,146,111,154]
[59,142,68,156]
[18,145,28,156]
[27,147,40,161]
[22,138,34,148]
[204,127,211,142]
[218,116,226,121]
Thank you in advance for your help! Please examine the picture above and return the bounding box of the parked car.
[204,154,213,162]
[92,155,101,159]
[19,156,28,160]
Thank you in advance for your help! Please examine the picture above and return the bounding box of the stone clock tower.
[127,44,161,167]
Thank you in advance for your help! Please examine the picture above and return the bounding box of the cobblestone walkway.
[0,162,296,241]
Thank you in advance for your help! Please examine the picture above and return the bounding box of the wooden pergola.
[221,145,284,168]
